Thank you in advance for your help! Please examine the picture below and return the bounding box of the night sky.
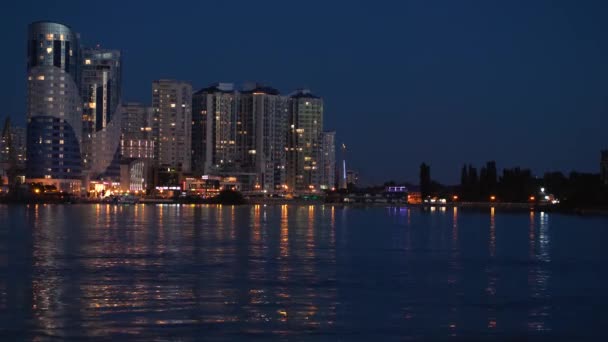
[1,0,607,184]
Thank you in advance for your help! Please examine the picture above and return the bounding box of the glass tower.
[80,47,122,184]
[26,21,83,193]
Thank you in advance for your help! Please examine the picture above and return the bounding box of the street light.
[490,195,496,201]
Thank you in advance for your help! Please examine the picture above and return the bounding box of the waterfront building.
[346,169,359,186]
[320,131,336,190]
[81,47,122,183]
[11,126,27,168]
[120,103,155,159]
[239,85,289,192]
[286,89,323,192]
[1,119,27,172]
[152,80,192,172]
[339,143,348,189]
[119,158,152,192]
[192,83,239,175]
[26,21,83,192]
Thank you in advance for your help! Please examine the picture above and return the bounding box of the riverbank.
[3,197,608,216]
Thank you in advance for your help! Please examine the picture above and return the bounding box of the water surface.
[1,204,607,340]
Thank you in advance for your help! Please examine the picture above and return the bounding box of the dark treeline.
[419,161,608,208]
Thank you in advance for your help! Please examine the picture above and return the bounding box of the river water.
[0,204,607,340]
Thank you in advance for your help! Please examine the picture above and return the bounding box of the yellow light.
[85,59,92,65]
[490,195,496,201]
[529,196,535,201]
[34,188,40,194]
[453,195,459,200]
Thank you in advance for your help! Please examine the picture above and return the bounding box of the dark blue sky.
[2,0,607,184]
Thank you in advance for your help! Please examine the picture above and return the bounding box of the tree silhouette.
[420,163,431,199]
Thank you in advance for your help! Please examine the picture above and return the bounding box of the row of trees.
[419,161,608,207]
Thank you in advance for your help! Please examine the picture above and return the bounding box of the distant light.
[540,187,545,193]
[529,196,535,201]
[490,195,496,201]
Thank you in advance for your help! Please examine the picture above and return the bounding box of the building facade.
[286,89,323,192]
[120,103,155,159]
[81,47,122,182]
[347,170,359,186]
[26,21,83,192]
[320,131,336,190]
[240,85,289,192]
[152,80,192,172]
[0,118,26,185]
[192,83,239,175]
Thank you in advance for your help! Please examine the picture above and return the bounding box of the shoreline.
[2,198,608,216]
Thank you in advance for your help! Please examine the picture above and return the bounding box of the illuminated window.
[170,103,176,108]
[36,75,45,81]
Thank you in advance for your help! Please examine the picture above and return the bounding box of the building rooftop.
[290,89,320,99]
[29,21,73,29]
[194,83,236,95]
[242,85,280,95]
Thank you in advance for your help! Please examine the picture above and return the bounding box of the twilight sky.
[1,0,607,184]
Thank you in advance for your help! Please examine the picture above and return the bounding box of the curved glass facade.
[26,116,82,180]
[26,22,83,192]
[81,48,122,181]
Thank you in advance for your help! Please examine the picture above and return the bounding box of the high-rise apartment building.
[120,103,155,159]
[192,83,239,175]
[0,118,26,185]
[152,80,192,172]
[286,89,323,192]
[81,47,122,182]
[240,85,289,192]
[339,143,348,189]
[320,131,336,190]
[346,170,359,186]
[26,21,83,192]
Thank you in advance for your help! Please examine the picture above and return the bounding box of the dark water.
[0,204,607,340]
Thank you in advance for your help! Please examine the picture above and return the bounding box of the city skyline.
[1,1,608,184]
[14,19,335,195]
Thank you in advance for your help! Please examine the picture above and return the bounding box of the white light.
[540,187,545,193]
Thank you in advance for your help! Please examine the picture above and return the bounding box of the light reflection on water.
[1,204,608,340]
